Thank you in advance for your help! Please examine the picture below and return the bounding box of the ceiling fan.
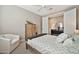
[37,5,53,11]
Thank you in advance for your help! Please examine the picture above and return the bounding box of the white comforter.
[28,35,79,54]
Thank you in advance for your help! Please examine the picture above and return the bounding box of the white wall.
[42,16,48,34]
[64,8,76,34]
[0,6,42,39]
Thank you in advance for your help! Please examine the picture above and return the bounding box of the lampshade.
[59,23,63,27]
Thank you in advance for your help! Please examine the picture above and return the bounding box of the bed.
[26,34,79,54]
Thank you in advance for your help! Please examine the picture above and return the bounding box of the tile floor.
[12,41,32,54]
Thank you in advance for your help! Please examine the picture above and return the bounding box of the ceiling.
[18,5,75,16]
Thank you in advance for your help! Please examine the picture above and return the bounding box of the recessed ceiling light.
[48,8,53,10]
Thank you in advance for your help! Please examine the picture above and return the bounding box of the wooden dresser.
[25,21,37,38]
[51,29,63,36]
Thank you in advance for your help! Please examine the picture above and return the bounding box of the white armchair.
[0,34,20,53]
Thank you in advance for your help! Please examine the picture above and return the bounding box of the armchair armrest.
[0,38,10,51]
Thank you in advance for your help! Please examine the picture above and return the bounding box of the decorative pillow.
[57,33,70,43]
[63,37,74,46]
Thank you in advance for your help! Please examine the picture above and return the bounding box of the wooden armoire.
[25,21,37,38]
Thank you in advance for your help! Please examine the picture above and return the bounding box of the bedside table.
[74,35,79,42]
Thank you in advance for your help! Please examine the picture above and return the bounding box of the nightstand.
[74,35,79,41]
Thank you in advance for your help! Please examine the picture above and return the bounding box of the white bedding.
[27,35,79,54]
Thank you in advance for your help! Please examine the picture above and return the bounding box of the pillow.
[63,37,79,51]
[63,37,74,46]
[57,33,70,43]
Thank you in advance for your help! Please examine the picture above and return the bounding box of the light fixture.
[38,5,53,11]
[59,23,63,28]
[41,5,45,8]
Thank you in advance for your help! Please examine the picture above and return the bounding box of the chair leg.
[26,43,28,49]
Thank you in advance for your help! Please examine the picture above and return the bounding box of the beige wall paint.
[48,15,64,34]
[74,7,79,29]
[77,7,79,29]
[0,6,2,34]
[49,16,64,29]
[0,6,42,39]
[42,11,64,34]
